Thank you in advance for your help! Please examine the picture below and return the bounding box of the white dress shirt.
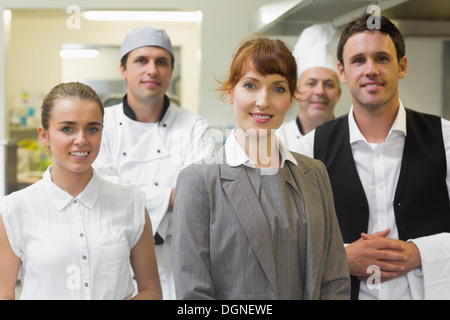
[0,167,146,300]
[298,102,450,299]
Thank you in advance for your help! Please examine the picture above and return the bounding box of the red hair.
[218,36,298,101]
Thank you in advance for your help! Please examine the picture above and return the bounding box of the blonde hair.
[41,82,104,130]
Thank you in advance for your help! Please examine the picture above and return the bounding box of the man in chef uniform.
[278,23,341,150]
[93,26,215,300]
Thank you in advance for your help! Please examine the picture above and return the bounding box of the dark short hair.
[337,13,405,65]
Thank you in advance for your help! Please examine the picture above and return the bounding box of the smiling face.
[228,67,292,138]
[297,67,341,128]
[337,30,407,111]
[38,97,103,179]
[120,46,173,106]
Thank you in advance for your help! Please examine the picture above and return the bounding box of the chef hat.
[120,26,174,61]
[293,23,339,78]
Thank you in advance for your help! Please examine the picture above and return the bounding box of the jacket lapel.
[220,163,279,299]
[286,158,324,299]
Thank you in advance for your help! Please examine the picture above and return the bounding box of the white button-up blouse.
[0,167,146,300]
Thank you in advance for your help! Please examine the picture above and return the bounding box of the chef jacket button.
[123,152,126,156]
[85,283,89,287]
[154,232,164,245]
[80,233,84,237]
[119,122,122,125]
[154,182,158,186]
[157,149,161,153]
[162,123,167,127]
[82,255,87,260]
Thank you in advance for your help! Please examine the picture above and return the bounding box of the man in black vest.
[298,13,450,299]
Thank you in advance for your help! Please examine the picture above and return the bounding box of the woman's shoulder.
[0,180,46,224]
[290,151,325,169]
[288,151,329,184]
[177,156,228,188]
[3,179,45,203]
[180,160,218,178]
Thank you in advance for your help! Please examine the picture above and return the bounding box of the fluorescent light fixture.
[259,1,300,25]
[60,49,99,59]
[3,9,12,22]
[83,10,202,22]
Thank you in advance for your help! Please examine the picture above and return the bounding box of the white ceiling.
[257,0,450,37]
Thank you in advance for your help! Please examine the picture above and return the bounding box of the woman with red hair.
[172,36,350,300]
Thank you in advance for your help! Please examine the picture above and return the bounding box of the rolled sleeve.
[409,233,450,299]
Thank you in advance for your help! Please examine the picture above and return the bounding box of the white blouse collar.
[224,127,297,168]
[42,166,101,211]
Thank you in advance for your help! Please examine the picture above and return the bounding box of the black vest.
[314,109,450,299]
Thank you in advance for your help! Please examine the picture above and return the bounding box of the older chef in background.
[93,26,215,300]
[278,23,341,150]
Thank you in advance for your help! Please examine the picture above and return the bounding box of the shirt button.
[73,199,78,204]
[80,233,84,237]
[85,283,89,287]
[82,255,87,260]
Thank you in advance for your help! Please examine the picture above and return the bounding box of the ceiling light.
[59,49,99,59]
[82,10,202,23]
[259,1,301,24]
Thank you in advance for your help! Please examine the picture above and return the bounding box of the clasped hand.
[346,228,421,282]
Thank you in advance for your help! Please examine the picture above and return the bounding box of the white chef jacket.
[297,102,450,299]
[0,167,146,300]
[93,102,215,299]
[277,118,304,152]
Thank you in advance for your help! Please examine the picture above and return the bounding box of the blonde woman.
[0,82,161,300]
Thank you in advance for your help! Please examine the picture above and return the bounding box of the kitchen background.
[0,0,449,196]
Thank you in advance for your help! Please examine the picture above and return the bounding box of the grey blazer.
[172,150,350,300]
